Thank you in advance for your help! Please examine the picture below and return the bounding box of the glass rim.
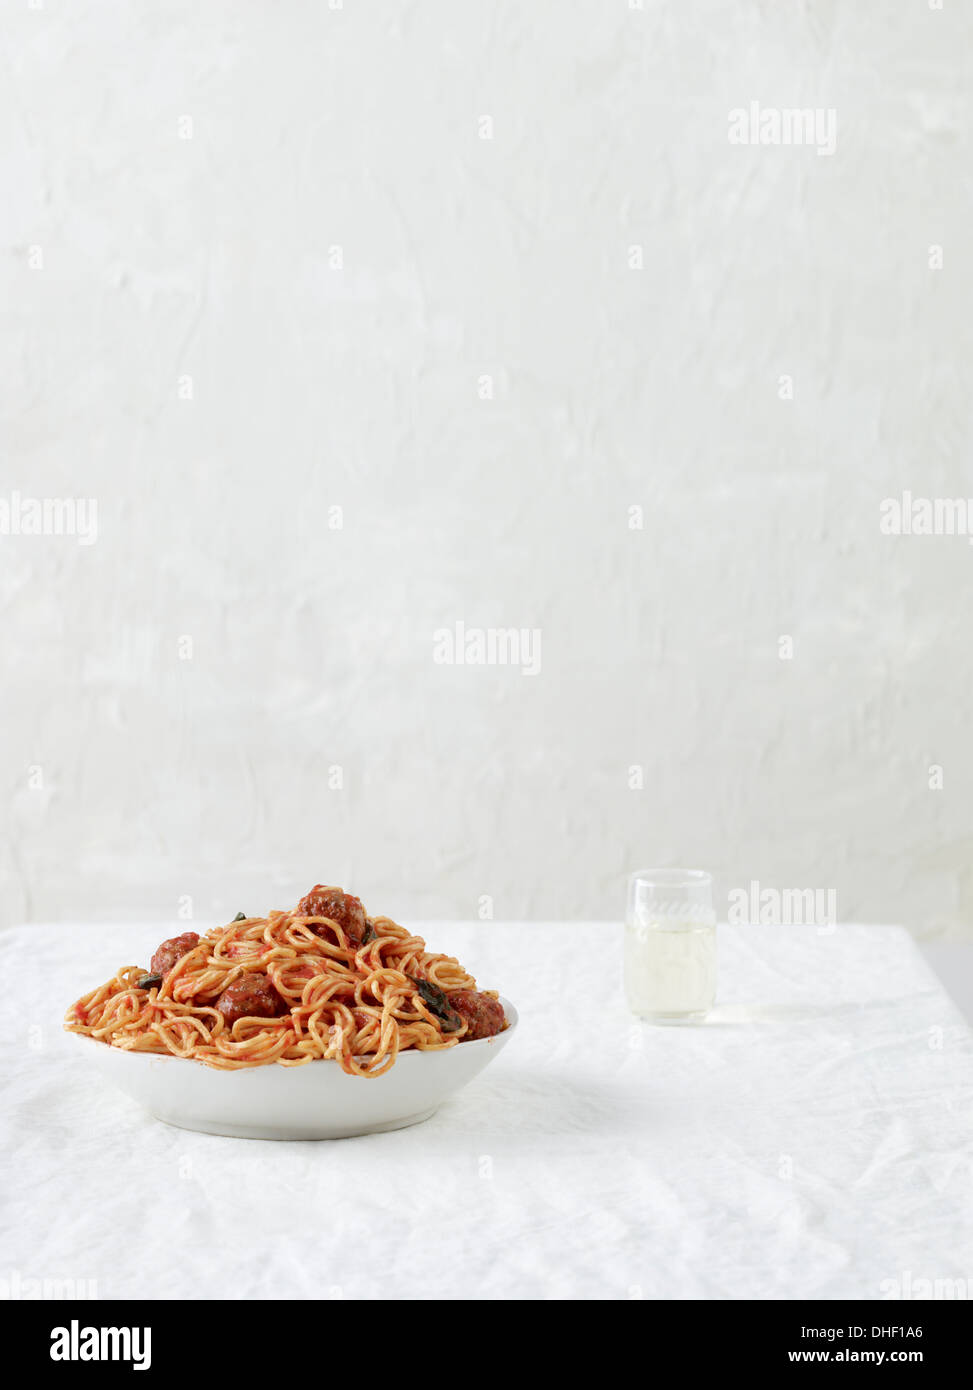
[628,867,712,888]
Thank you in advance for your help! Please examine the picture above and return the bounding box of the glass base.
[634,1008,710,1025]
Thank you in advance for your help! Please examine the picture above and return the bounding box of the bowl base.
[148,1105,440,1141]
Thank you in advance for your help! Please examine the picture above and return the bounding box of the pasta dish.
[65,885,506,1077]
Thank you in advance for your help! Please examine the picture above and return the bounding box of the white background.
[2,2,972,937]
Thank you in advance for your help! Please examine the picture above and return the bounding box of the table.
[2,921,971,1300]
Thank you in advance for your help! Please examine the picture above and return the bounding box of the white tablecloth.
[2,921,971,1300]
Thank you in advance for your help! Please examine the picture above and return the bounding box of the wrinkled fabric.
[2,921,971,1300]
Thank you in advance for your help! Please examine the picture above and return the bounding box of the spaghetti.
[65,885,506,1077]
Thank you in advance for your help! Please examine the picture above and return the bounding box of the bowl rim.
[69,995,518,1069]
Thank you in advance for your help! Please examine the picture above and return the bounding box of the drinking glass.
[624,868,716,1022]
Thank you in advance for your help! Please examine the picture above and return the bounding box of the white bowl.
[73,998,518,1140]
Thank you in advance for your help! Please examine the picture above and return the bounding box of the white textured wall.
[3,2,972,936]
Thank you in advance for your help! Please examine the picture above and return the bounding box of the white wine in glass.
[624,869,716,1021]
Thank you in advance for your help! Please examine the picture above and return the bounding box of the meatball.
[150,932,201,978]
[296,885,367,948]
[216,972,287,1026]
[448,990,506,1040]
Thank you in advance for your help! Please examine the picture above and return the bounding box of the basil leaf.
[232,912,247,922]
[137,973,163,990]
[409,976,462,1032]
[414,978,449,1010]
